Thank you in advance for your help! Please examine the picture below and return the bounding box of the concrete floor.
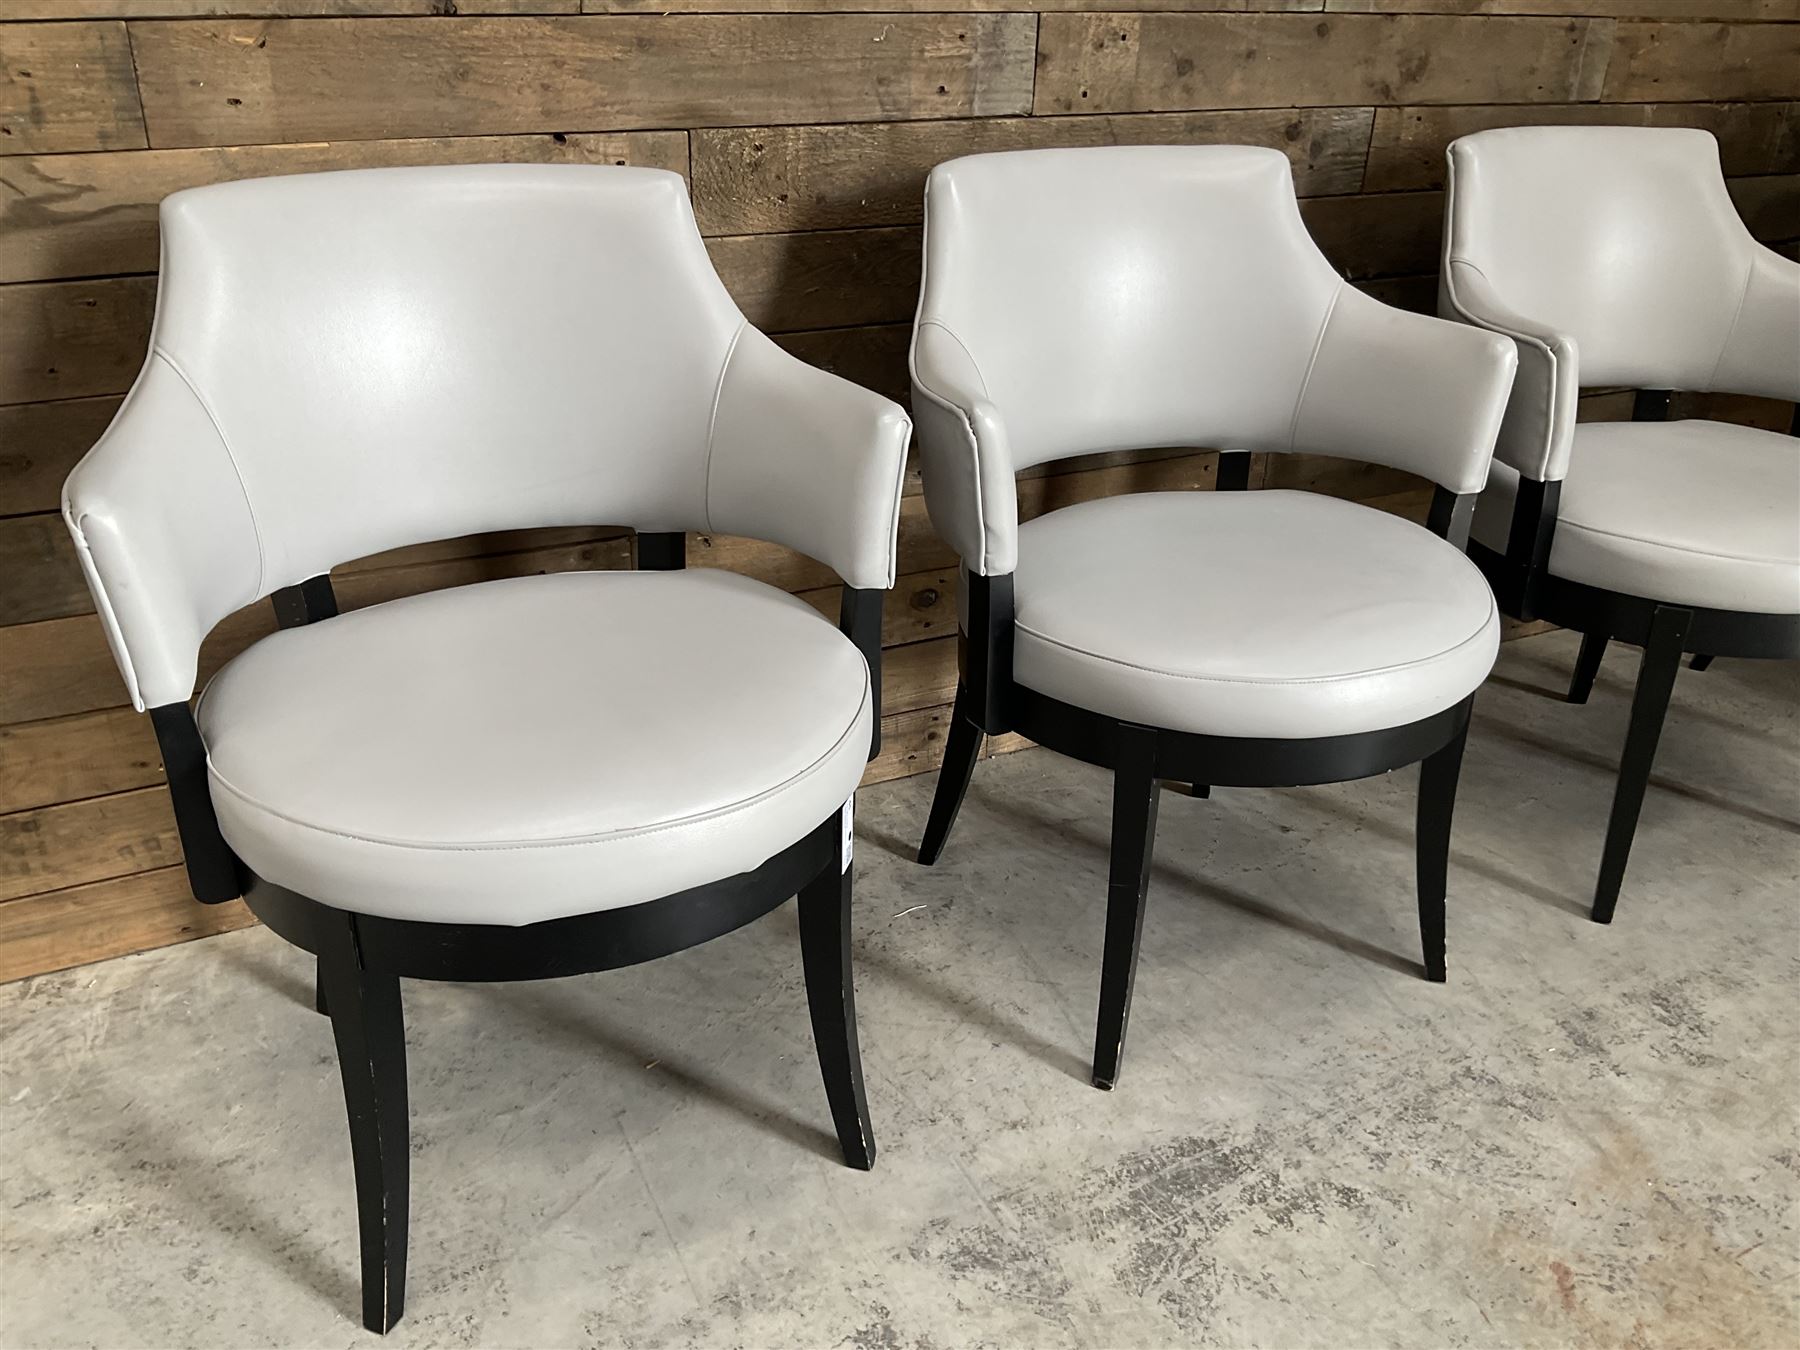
[2,629,1797,1350]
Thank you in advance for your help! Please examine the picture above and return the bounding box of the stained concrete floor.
[2,628,1797,1350]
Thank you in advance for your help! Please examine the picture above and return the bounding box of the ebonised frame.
[918,466,1481,1090]
[1468,391,1800,924]
[143,530,884,1333]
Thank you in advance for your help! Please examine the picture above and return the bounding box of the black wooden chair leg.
[1091,724,1161,1092]
[798,804,876,1171]
[1415,719,1469,984]
[1567,630,1608,704]
[321,933,409,1335]
[917,683,984,865]
[1593,606,1692,925]
[314,956,329,1015]
[1689,653,1713,672]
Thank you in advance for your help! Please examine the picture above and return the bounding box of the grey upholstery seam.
[1442,257,1565,482]
[913,319,997,575]
[1706,251,1757,393]
[701,318,749,538]
[1558,516,1796,566]
[1013,594,1498,687]
[61,511,143,709]
[202,669,871,854]
[153,347,267,597]
[1288,281,1343,453]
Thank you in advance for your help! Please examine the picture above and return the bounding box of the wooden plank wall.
[1,2,1796,983]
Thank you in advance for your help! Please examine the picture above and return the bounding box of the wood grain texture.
[690,106,1374,234]
[1603,21,1800,102]
[1033,12,1613,115]
[129,14,1037,148]
[708,227,923,334]
[1323,1,1797,15]
[0,132,688,285]
[0,277,155,407]
[0,784,180,903]
[1366,101,1800,192]
[0,514,87,625]
[0,707,162,816]
[0,395,120,516]
[1728,173,1800,242]
[592,2,1321,11]
[7,3,578,15]
[0,867,252,986]
[0,21,146,154]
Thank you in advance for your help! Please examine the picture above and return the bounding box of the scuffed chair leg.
[1415,718,1470,984]
[1092,725,1161,1091]
[1689,654,1713,672]
[1567,630,1608,705]
[1593,607,1692,925]
[798,803,876,1171]
[917,683,984,865]
[321,930,410,1334]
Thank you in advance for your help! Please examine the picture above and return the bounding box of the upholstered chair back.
[1444,127,1795,398]
[911,145,1516,575]
[65,165,899,710]
[915,146,1346,472]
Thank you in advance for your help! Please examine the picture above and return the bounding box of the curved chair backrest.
[64,165,750,709]
[1444,126,1787,395]
[915,145,1347,472]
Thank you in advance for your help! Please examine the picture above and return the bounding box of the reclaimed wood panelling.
[0,867,252,987]
[0,277,155,406]
[128,15,1037,148]
[0,396,121,516]
[1365,101,1800,192]
[1324,2,1798,16]
[1602,21,1800,102]
[2,0,1794,981]
[690,107,1374,235]
[1032,13,1613,115]
[10,3,579,15]
[0,21,146,155]
[0,707,162,817]
[0,132,689,286]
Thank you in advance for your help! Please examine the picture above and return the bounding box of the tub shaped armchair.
[1442,126,1800,924]
[909,146,1517,1089]
[62,165,911,1332]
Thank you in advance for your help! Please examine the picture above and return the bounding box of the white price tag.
[841,795,854,872]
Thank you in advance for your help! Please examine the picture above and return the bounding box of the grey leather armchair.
[1442,126,1800,925]
[61,165,911,1332]
[908,146,1518,1089]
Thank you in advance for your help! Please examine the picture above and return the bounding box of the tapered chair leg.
[320,935,409,1334]
[1567,630,1608,705]
[314,956,328,1015]
[1593,606,1692,925]
[1415,719,1469,984]
[917,683,984,865]
[1689,653,1714,672]
[1092,725,1161,1092]
[798,804,876,1171]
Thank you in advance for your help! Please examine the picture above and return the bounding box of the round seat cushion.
[1010,490,1500,739]
[196,569,871,926]
[1474,419,1800,614]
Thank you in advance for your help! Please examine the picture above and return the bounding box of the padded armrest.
[1715,245,1800,403]
[1440,258,1580,482]
[910,320,1020,577]
[62,352,262,711]
[707,326,912,591]
[1295,283,1518,496]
